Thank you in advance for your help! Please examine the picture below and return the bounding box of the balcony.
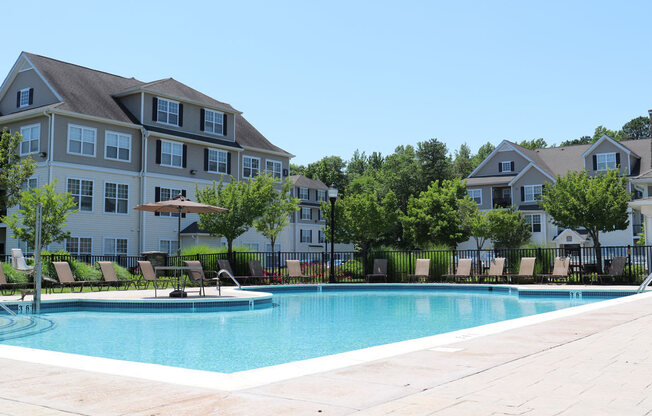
[492,187,512,208]
[633,224,643,236]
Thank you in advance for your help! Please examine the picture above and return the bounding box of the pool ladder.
[217,269,242,288]
[637,272,652,293]
[0,302,16,316]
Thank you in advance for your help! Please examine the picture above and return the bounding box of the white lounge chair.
[11,248,34,274]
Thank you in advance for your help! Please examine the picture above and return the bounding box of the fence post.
[627,244,632,283]
[278,251,282,282]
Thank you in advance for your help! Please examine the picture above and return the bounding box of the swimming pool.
[0,286,631,374]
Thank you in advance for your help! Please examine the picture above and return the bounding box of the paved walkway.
[2,291,652,415]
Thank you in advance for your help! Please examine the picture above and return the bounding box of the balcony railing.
[492,197,512,208]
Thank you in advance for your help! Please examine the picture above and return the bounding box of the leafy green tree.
[485,206,531,249]
[593,125,625,142]
[347,150,369,178]
[560,136,592,147]
[2,180,78,248]
[416,138,453,186]
[401,178,472,248]
[622,116,649,140]
[378,145,422,212]
[471,142,495,170]
[253,180,300,260]
[290,163,306,176]
[467,208,491,250]
[196,175,275,256]
[452,143,474,179]
[0,128,36,209]
[304,156,348,192]
[518,138,548,150]
[540,169,630,272]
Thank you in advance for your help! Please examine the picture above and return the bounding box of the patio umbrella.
[134,194,227,256]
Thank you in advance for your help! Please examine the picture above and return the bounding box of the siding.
[584,140,630,176]
[0,115,49,163]
[473,150,529,177]
[511,168,552,207]
[0,69,59,115]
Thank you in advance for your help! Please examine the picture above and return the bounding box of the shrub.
[41,251,102,282]
[2,263,29,283]
[109,262,136,281]
[341,259,363,277]
[177,245,252,275]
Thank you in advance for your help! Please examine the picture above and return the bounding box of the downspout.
[42,109,53,185]
[139,126,149,254]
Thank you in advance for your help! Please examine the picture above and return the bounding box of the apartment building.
[462,132,652,250]
[0,52,294,256]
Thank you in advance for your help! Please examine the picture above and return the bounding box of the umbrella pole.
[177,207,182,257]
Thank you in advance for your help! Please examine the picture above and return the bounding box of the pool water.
[1,288,612,373]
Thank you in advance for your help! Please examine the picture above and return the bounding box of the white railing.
[217,269,242,288]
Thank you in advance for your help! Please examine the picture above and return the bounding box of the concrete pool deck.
[1,285,651,415]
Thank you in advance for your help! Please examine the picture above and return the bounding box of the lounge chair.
[286,260,310,283]
[52,262,87,292]
[98,261,134,291]
[481,257,506,283]
[538,257,570,284]
[11,248,34,274]
[444,258,473,283]
[183,260,220,296]
[247,260,269,285]
[0,264,31,295]
[408,259,431,282]
[598,256,627,285]
[137,260,176,297]
[508,257,536,284]
[366,259,388,283]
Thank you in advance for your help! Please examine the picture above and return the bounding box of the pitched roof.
[287,175,328,189]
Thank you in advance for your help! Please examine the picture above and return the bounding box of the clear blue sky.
[2,1,651,165]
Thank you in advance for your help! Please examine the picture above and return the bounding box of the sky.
[2,1,651,165]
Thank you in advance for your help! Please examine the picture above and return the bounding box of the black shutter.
[592,155,597,170]
[498,163,502,173]
[200,109,205,131]
[283,168,288,177]
[510,161,514,172]
[223,114,227,136]
[152,97,158,121]
[310,208,313,220]
[181,190,187,218]
[16,91,20,108]
[28,88,34,105]
[615,152,620,167]
[521,186,525,202]
[309,230,313,243]
[182,144,187,168]
[178,104,183,127]
[155,140,161,164]
[204,148,209,171]
[227,152,231,174]
[154,187,161,216]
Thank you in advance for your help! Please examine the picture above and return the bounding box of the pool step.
[0,315,56,341]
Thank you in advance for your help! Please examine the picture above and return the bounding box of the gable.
[0,68,59,115]
[473,149,530,177]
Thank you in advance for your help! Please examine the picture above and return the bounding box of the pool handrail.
[637,272,652,293]
[218,269,242,289]
[0,302,16,316]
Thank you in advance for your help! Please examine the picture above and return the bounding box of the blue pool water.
[0,288,620,373]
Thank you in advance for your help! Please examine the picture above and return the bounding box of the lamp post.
[328,183,338,283]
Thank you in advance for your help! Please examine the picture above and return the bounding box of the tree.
[378,145,421,212]
[416,138,453,186]
[304,156,348,192]
[467,209,491,250]
[2,180,78,248]
[518,138,548,150]
[622,116,649,140]
[471,142,495,170]
[401,178,472,248]
[593,125,625,142]
[452,143,474,179]
[253,180,300,263]
[560,136,592,147]
[485,206,532,249]
[0,128,36,209]
[196,175,275,256]
[540,169,629,273]
[290,163,306,176]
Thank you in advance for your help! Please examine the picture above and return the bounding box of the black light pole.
[328,183,338,283]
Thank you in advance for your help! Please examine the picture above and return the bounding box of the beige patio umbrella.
[134,194,227,256]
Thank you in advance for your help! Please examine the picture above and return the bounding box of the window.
[525,214,542,233]
[66,237,92,255]
[265,160,282,180]
[19,124,39,155]
[104,238,128,255]
[243,156,260,178]
[301,207,311,220]
[596,152,617,171]
[300,229,312,243]
[468,189,482,204]
[159,187,183,217]
[318,208,324,221]
[105,131,131,162]
[204,109,224,134]
[156,98,179,126]
[317,189,326,202]
[67,178,93,211]
[207,149,228,174]
[318,230,326,243]
[159,239,179,255]
[19,88,30,107]
[523,185,543,202]
[68,125,96,156]
[500,161,513,172]
[298,187,309,200]
[21,177,37,191]
[104,183,128,214]
[243,242,259,251]
[17,239,34,255]
[161,140,184,168]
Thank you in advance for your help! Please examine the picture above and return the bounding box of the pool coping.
[0,284,647,391]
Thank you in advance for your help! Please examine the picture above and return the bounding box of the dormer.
[0,52,61,116]
[582,135,638,176]
[468,141,532,178]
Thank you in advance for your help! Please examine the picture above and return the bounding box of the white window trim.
[103,237,129,256]
[301,207,311,221]
[523,184,543,203]
[67,124,97,158]
[155,97,180,127]
[300,229,312,243]
[104,130,132,163]
[242,155,261,179]
[103,181,130,216]
[468,188,482,205]
[265,159,283,180]
[158,239,179,255]
[501,161,513,172]
[66,236,93,255]
[160,139,184,169]
[19,88,30,108]
[158,186,184,218]
[19,123,40,156]
[317,189,326,202]
[203,108,225,136]
[525,214,542,233]
[298,187,309,200]
[207,148,228,174]
[596,152,617,172]
[66,176,95,213]
[243,242,260,252]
